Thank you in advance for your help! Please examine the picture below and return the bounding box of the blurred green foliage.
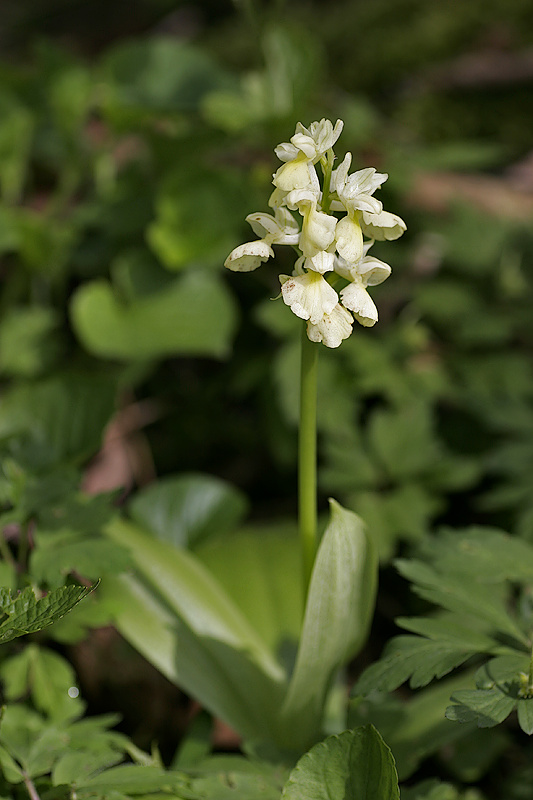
[0,0,533,796]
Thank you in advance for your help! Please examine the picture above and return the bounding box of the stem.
[23,773,42,800]
[320,149,335,213]
[299,323,319,596]
[17,522,30,580]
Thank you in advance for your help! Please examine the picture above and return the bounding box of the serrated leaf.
[418,528,533,584]
[356,636,476,695]
[396,616,501,653]
[279,501,377,750]
[281,726,399,800]
[396,558,528,646]
[0,584,95,643]
[445,688,516,728]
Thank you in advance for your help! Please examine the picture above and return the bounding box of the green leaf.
[445,657,527,728]
[30,532,130,588]
[0,584,95,644]
[75,764,187,794]
[356,636,477,695]
[0,705,65,778]
[417,527,533,584]
[70,271,237,360]
[517,697,533,735]
[445,688,516,728]
[104,573,286,746]
[104,521,288,747]
[0,306,59,377]
[100,38,229,117]
[129,473,248,548]
[0,743,24,784]
[396,616,500,653]
[188,756,286,800]
[195,521,303,654]
[280,501,377,749]
[105,518,283,681]
[368,404,440,481]
[0,102,33,204]
[0,644,84,721]
[396,558,528,646]
[147,164,248,271]
[281,726,399,800]
[350,671,480,780]
[400,779,474,800]
[0,373,117,466]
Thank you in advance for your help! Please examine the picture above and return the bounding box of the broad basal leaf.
[279,500,377,750]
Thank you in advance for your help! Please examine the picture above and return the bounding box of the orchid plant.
[101,118,406,765]
[226,118,406,589]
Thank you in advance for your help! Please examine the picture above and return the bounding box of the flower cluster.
[224,119,406,348]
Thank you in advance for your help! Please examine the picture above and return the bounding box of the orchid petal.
[307,303,353,348]
[224,240,274,272]
[280,271,338,324]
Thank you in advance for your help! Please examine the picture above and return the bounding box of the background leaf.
[70,271,237,360]
[281,726,399,800]
[129,473,248,548]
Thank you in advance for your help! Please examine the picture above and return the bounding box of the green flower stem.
[299,322,319,595]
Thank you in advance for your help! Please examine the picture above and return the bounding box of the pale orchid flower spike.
[224,118,406,348]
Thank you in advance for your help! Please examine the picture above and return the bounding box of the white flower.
[332,154,386,216]
[246,207,300,245]
[224,240,274,272]
[280,270,338,324]
[340,278,379,326]
[307,249,336,274]
[224,117,406,348]
[330,154,388,264]
[285,189,337,261]
[272,155,318,192]
[360,209,407,241]
[307,304,353,348]
[275,119,344,164]
[273,119,343,193]
[336,245,392,327]
[334,214,364,264]
[288,119,344,161]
